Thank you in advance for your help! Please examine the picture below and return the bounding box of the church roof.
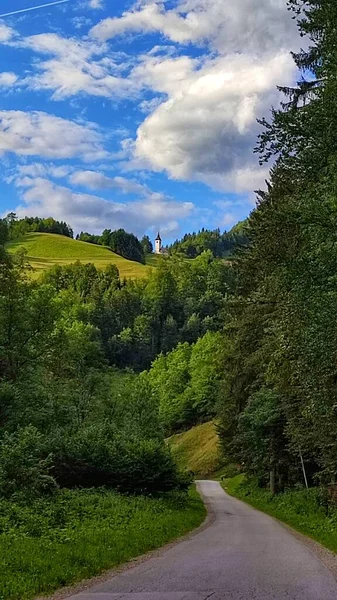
[155,231,162,241]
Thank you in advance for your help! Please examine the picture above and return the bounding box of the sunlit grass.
[7,233,154,279]
[167,421,224,478]
[0,486,205,600]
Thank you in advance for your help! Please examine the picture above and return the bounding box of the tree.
[0,220,8,246]
[141,235,153,255]
[108,229,145,264]
[218,0,337,489]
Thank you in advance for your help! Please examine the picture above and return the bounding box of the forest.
[2,0,337,505]
[2,0,337,596]
[217,0,337,494]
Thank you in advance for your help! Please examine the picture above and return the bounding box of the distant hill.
[7,233,160,279]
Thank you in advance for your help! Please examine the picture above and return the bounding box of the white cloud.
[13,177,195,235]
[16,163,73,179]
[88,0,104,8]
[70,170,147,195]
[72,16,93,30]
[0,111,107,160]
[132,51,295,191]
[18,33,136,99]
[91,0,299,55]
[0,72,17,86]
[89,0,301,192]
[0,23,15,43]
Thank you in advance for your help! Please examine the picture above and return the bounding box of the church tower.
[155,232,162,254]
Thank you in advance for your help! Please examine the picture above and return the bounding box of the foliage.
[168,225,249,258]
[141,235,153,255]
[104,228,145,263]
[0,220,8,247]
[0,251,191,498]
[0,426,57,500]
[0,486,205,600]
[148,331,231,434]
[217,0,337,492]
[6,214,73,239]
[76,231,101,245]
[40,250,232,373]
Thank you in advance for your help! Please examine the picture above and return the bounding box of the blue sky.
[0,0,301,243]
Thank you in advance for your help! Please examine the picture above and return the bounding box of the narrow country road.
[67,480,337,600]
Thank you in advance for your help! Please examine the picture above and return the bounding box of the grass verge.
[222,475,337,554]
[0,486,206,600]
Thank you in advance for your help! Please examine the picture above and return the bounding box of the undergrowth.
[0,486,205,600]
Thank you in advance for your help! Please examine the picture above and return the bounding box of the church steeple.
[155,231,162,254]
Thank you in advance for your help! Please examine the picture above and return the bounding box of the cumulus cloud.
[0,111,107,160]
[132,51,294,190]
[14,177,195,235]
[89,0,300,192]
[18,33,136,99]
[0,72,17,86]
[91,0,299,55]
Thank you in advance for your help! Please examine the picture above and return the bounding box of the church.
[155,232,168,255]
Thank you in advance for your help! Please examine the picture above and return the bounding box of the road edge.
[36,484,215,600]
[221,481,337,583]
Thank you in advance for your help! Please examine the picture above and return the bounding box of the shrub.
[0,426,57,500]
[49,426,191,494]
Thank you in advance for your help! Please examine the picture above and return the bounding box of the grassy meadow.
[167,421,224,478]
[0,486,205,600]
[7,233,160,279]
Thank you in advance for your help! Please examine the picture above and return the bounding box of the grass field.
[0,486,206,600]
[222,475,337,555]
[167,422,225,478]
[7,233,160,279]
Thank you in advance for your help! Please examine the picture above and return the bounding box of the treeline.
[216,0,337,493]
[168,224,249,259]
[43,251,232,372]
[4,214,73,239]
[77,229,153,264]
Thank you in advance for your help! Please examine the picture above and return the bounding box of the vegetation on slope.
[0,486,205,600]
[168,421,224,478]
[7,233,150,278]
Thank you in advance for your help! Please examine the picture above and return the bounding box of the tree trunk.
[270,467,276,495]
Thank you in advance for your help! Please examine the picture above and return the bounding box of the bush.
[49,426,191,494]
[0,426,57,500]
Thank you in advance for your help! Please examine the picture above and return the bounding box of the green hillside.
[7,233,159,279]
[167,421,224,478]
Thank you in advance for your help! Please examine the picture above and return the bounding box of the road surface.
[67,480,337,600]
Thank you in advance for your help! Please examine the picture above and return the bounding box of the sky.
[0,0,302,242]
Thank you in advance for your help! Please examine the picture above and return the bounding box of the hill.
[167,421,224,478]
[7,233,161,278]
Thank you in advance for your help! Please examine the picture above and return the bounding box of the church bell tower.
[155,232,162,254]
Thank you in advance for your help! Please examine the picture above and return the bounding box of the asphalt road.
[67,480,337,600]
